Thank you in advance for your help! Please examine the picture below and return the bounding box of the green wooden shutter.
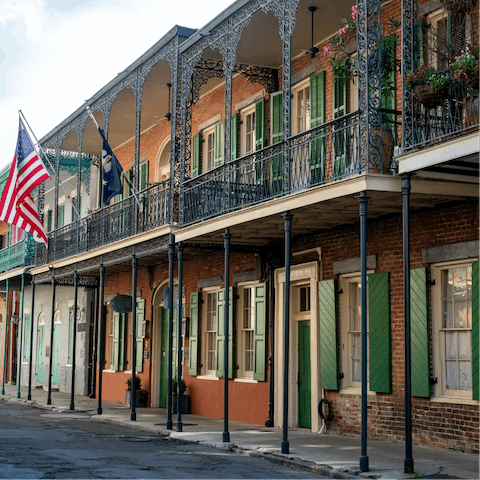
[310,72,326,182]
[124,169,132,198]
[189,292,199,376]
[136,299,145,373]
[270,92,283,144]
[310,72,326,128]
[231,114,238,160]
[255,98,265,150]
[417,18,424,67]
[192,133,201,178]
[216,288,234,378]
[24,314,31,363]
[381,36,397,130]
[118,313,125,371]
[253,283,267,381]
[472,261,479,401]
[319,280,338,390]
[333,76,347,178]
[214,121,224,167]
[57,204,65,228]
[368,272,392,394]
[112,312,120,371]
[140,161,149,190]
[411,268,430,397]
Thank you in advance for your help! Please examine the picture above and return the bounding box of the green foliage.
[451,42,479,70]
[126,375,141,391]
[171,378,187,395]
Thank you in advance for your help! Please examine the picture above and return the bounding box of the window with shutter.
[292,79,311,135]
[189,292,199,376]
[214,121,224,167]
[241,105,256,157]
[270,91,283,194]
[192,133,201,178]
[216,287,234,379]
[310,72,326,185]
[319,279,338,390]
[255,97,265,150]
[140,161,149,190]
[203,290,217,375]
[333,76,348,178]
[57,203,65,228]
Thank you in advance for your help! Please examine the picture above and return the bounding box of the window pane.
[352,359,361,383]
[445,331,457,359]
[458,331,471,360]
[459,361,472,391]
[445,360,457,390]
[300,286,310,312]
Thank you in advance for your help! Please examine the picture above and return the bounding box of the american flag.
[0,120,50,243]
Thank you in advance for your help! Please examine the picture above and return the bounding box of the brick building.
[0,0,478,466]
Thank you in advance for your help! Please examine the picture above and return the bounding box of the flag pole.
[85,106,142,210]
[18,111,80,219]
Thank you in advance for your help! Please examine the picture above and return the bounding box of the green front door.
[298,320,311,428]
[159,308,168,408]
[37,325,44,382]
[52,324,61,384]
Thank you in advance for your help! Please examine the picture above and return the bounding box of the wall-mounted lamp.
[11,314,18,325]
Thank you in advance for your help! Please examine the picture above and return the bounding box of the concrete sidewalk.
[0,384,478,479]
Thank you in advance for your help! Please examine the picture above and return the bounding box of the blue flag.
[98,127,123,205]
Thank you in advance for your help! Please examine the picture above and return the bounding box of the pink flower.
[339,27,346,34]
[345,24,350,29]
[323,45,332,56]
[352,5,358,20]
[337,42,340,46]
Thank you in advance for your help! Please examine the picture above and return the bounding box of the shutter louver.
[192,133,201,178]
[214,121,224,167]
[231,114,238,160]
[253,283,267,381]
[112,312,120,371]
[189,292,199,376]
[216,288,234,378]
[255,98,265,150]
[319,279,338,390]
[472,261,479,401]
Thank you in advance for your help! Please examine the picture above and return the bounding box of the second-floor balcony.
[0,235,35,273]
[182,110,398,225]
[36,180,171,265]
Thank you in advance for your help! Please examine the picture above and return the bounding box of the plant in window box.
[405,64,453,108]
[126,375,148,408]
[451,42,479,91]
[171,378,190,414]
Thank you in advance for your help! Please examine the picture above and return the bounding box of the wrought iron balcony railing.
[406,78,479,151]
[35,180,171,266]
[0,235,36,273]
[182,111,397,225]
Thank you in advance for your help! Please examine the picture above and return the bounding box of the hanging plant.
[451,42,480,91]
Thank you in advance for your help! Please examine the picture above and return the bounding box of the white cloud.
[0,0,46,40]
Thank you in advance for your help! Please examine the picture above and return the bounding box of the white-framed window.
[426,9,450,71]
[292,79,310,135]
[340,274,369,391]
[237,284,255,379]
[240,105,256,157]
[202,289,218,376]
[432,261,474,400]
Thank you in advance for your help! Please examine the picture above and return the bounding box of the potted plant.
[451,42,479,91]
[126,375,149,408]
[405,64,453,108]
[172,378,190,414]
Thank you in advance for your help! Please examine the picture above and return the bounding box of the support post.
[17,273,25,398]
[70,272,79,410]
[176,242,184,432]
[167,233,175,430]
[281,212,292,454]
[1,279,9,395]
[97,264,105,414]
[131,255,138,421]
[223,228,231,443]
[27,281,36,400]
[47,276,56,405]
[403,175,414,473]
[358,192,369,472]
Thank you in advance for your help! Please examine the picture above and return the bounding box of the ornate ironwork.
[357,0,382,171]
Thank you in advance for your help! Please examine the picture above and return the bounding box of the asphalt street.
[0,401,329,479]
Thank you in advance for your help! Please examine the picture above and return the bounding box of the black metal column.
[27,281,36,400]
[281,212,292,454]
[47,276,56,405]
[167,233,175,430]
[70,272,79,410]
[17,273,25,398]
[176,242,184,432]
[97,264,105,415]
[223,228,231,443]
[359,192,369,472]
[403,175,414,473]
[1,279,9,395]
[131,255,138,421]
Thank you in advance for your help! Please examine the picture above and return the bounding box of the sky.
[0,0,237,170]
